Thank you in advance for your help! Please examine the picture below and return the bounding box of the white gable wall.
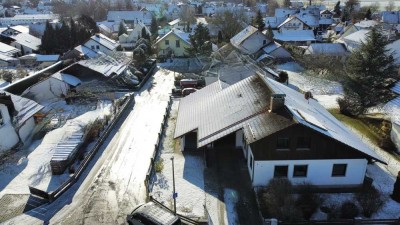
[247,146,367,187]
[10,42,35,55]
[0,104,20,152]
[241,32,269,54]
[280,17,306,32]
[84,39,113,55]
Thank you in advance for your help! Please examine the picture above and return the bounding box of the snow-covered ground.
[276,62,343,109]
[0,101,112,199]
[152,100,206,219]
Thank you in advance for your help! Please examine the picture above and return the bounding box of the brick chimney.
[269,94,286,112]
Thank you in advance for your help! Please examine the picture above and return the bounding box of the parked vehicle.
[127,202,181,225]
[182,88,197,96]
[180,79,198,88]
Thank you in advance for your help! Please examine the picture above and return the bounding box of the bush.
[155,158,164,173]
[296,184,322,219]
[85,119,105,142]
[262,178,299,220]
[340,201,359,219]
[356,185,384,217]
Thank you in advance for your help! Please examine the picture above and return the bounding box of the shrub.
[296,184,322,219]
[356,185,384,217]
[340,201,359,219]
[85,119,104,142]
[155,158,164,173]
[323,204,340,220]
[262,178,297,220]
[337,91,364,116]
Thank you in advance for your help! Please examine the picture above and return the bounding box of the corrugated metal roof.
[51,132,84,161]
[392,81,400,94]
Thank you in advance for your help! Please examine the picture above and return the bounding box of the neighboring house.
[384,81,400,153]
[21,72,81,103]
[272,30,316,46]
[0,14,58,26]
[0,91,43,153]
[230,25,271,55]
[19,54,60,67]
[319,9,333,29]
[0,25,29,37]
[83,33,120,55]
[154,29,191,57]
[0,42,20,56]
[98,24,113,37]
[277,16,311,32]
[354,19,379,30]
[119,22,151,49]
[63,45,99,60]
[382,11,400,24]
[9,33,41,55]
[304,43,348,57]
[0,54,19,67]
[257,41,292,60]
[106,10,153,25]
[336,29,370,52]
[174,72,384,187]
[96,21,120,34]
[386,39,400,65]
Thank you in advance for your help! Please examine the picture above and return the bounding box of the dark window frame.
[176,40,180,48]
[249,154,253,169]
[293,165,308,177]
[332,164,347,177]
[165,40,169,45]
[277,137,290,150]
[274,165,288,178]
[0,111,3,126]
[296,137,311,150]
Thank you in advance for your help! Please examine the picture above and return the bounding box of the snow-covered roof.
[275,8,298,18]
[265,17,287,29]
[231,25,258,46]
[77,54,131,78]
[392,81,400,94]
[305,43,348,56]
[262,41,282,54]
[36,54,60,62]
[10,33,41,51]
[107,10,152,24]
[155,29,191,46]
[7,25,29,34]
[0,91,44,126]
[272,30,315,42]
[11,14,58,20]
[174,72,384,163]
[74,45,98,59]
[168,18,181,26]
[52,73,81,87]
[297,14,319,27]
[342,29,370,44]
[0,42,20,56]
[262,75,385,163]
[98,24,112,33]
[0,53,18,62]
[89,33,119,51]
[354,19,379,29]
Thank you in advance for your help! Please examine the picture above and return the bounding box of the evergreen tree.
[141,27,149,40]
[118,21,127,36]
[40,21,55,54]
[343,27,397,113]
[217,30,223,43]
[53,25,61,53]
[187,22,211,56]
[150,16,158,39]
[59,20,71,52]
[266,25,274,40]
[254,10,265,31]
[334,1,341,16]
[70,18,77,47]
[365,8,372,20]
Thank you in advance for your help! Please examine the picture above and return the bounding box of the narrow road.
[4,68,175,225]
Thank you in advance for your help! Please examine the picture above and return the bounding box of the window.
[165,40,169,45]
[277,138,290,150]
[249,154,253,169]
[274,165,288,178]
[96,45,100,50]
[176,40,180,48]
[91,45,94,50]
[297,137,311,149]
[263,40,267,45]
[0,111,3,126]
[293,165,308,177]
[332,164,347,177]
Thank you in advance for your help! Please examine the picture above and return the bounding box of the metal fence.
[145,95,173,196]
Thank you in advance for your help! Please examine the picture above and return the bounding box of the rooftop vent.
[269,94,286,112]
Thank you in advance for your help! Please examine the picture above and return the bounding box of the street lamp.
[170,156,177,215]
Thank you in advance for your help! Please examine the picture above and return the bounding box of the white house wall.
[0,104,20,152]
[251,155,368,187]
[84,39,113,55]
[22,77,69,103]
[10,42,34,55]
[18,116,35,145]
